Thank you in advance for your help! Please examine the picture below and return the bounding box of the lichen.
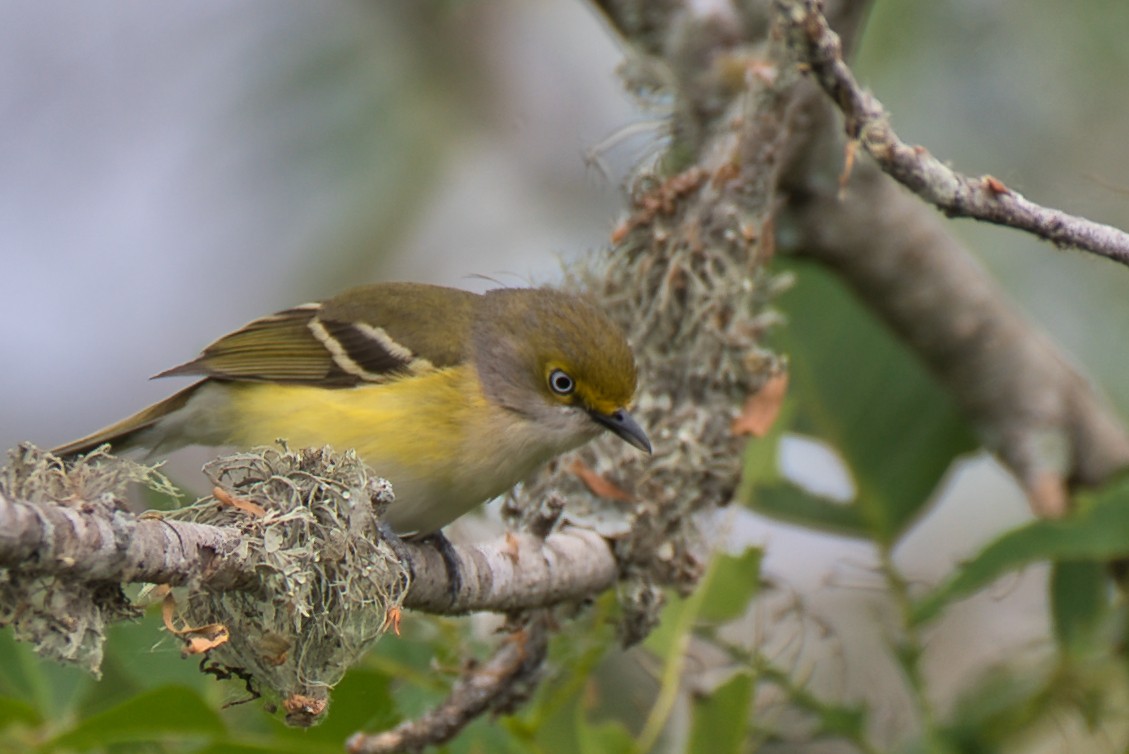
[163,444,408,726]
[513,162,789,644]
[0,444,173,675]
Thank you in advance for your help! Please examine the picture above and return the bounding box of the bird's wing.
[157,282,480,386]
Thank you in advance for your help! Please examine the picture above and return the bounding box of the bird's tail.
[52,381,206,458]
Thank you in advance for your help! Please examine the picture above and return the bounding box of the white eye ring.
[548,369,575,396]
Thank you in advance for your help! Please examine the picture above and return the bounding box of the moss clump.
[165,444,408,726]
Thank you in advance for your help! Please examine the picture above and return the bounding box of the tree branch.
[0,444,620,743]
[784,159,1129,514]
[0,489,617,615]
[0,489,252,588]
[776,0,1129,268]
[773,0,1129,513]
[404,528,616,613]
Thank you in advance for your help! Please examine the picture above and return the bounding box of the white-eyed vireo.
[54,282,651,536]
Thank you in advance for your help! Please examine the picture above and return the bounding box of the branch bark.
[404,528,617,613]
[0,489,252,588]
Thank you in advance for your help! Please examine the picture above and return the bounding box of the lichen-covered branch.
[0,443,619,710]
[776,0,1129,267]
[0,489,251,587]
[0,454,617,615]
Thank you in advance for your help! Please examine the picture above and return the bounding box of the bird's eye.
[548,369,575,396]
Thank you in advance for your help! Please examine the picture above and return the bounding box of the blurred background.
[2,0,1129,746]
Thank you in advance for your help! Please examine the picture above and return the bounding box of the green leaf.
[49,685,225,750]
[0,629,36,700]
[741,396,869,538]
[813,702,869,743]
[747,481,870,538]
[0,696,40,731]
[577,718,636,754]
[196,742,343,754]
[754,259,977,544]
[79,609,213,719]
[687,672,752,754]
[526,694,584,754]
[644,547,758,659]
[913,476,1129,625]
[697,549,763,623]
[1050,560,1109,654]
[0,630,95,726]
[936,663,1052,751]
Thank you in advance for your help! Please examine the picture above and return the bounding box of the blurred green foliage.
[746,260,978,543]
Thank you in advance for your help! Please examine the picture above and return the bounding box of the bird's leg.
[377,522,463,606]
[417,530,463,606]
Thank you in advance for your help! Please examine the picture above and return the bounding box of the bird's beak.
[590,408,652,454]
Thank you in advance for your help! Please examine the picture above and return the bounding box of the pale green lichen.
[164,444,408,727]
[0,444,175,676]
[514,182,788,644]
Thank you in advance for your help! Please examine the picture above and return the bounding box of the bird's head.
[472,287,651,454]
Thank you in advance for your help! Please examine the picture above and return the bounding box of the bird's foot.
[418,530,463,607]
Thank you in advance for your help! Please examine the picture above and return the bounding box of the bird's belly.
[375,469,507,538]
[365,412,566,537]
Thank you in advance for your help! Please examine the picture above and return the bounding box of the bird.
[54,282,651,537]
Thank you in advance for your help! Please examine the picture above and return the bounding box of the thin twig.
[776,0,1129,267]
[347,612,551,754]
